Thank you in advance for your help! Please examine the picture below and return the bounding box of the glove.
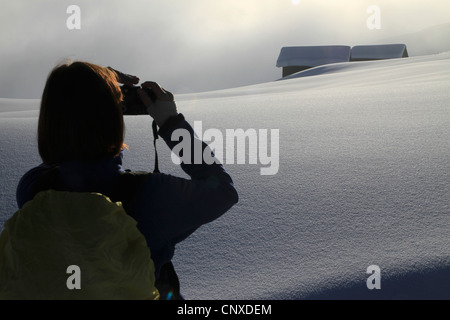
[137,81,178,127]
[145,99,178,128]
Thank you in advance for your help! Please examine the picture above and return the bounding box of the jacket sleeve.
[133,114,239,248]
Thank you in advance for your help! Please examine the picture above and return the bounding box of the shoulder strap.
[152,120,160,174]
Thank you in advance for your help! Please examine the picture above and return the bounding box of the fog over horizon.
[1,0,449,98]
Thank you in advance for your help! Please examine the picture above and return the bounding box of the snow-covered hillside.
[1,52,449,299]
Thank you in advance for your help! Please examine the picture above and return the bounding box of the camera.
[120,85,157,115]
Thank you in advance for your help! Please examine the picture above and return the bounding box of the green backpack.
[0,174,159,300]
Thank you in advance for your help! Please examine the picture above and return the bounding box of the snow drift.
[1,52,449,299]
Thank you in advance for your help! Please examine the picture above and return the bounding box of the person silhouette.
[15,61,239,299]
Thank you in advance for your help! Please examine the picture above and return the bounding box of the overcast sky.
[1,0,449,98]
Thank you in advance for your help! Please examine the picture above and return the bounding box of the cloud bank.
[1,0,449,98]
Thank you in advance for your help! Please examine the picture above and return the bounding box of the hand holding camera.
[138,82,178,128]
[108,66,178,127]
[120,83,177,127]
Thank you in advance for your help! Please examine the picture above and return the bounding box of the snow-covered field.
[1,52,449,299]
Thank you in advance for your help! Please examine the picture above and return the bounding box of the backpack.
[0,171,159,300]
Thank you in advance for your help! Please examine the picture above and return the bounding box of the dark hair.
[38,61,125,165]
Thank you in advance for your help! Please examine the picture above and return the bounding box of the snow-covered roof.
[276,46,351,68]
[350,44,408,61]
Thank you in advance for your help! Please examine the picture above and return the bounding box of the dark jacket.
[16,114,239,298]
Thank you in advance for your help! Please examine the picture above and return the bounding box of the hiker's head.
[38,61,125,165]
